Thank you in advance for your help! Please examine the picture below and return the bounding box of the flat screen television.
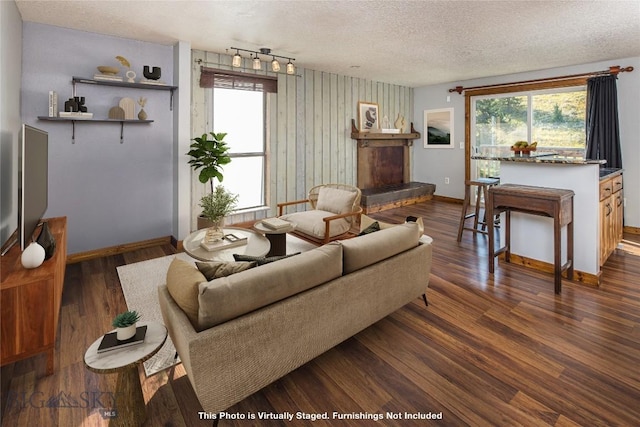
[18,124,49,250]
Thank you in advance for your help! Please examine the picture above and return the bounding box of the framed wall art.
[424,108,454,148]
[358,101,379,132]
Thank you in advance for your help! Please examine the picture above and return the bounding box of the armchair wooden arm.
[321,206,363,243]
[277,199,310,216]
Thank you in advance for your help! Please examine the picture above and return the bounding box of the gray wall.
[0,0,22,248]
[413,56,640,228]
[21,23,175,254]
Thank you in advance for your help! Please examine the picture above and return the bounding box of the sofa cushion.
[280,210,350,239]
[198,242,343,330]
[233,252,300,265]
[341,222,422,274]
[316,186,357,215]
[196,261,256,280]
[166,257,206,328]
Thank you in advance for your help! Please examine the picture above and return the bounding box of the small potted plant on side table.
[200,185,239,242]
[112,310,140,341]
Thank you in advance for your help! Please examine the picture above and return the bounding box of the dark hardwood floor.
[2,199,639,426]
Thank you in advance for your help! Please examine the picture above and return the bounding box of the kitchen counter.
[472,152,606,165]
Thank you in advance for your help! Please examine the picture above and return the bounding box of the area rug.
[116,234,317,377]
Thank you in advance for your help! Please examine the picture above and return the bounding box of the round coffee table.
[253,220,296,257]
[84,321,167,427]
[183,226,270,262]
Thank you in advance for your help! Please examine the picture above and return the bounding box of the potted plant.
[200,185,239,242]
[187,132,236,230]
[112,310,140,341]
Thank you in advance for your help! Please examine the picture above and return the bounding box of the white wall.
[0,0,22,248]
[413,57,640,228]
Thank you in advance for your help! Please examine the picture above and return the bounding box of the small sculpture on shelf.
[143,66,161,80]
[64,96,88,113]
[137,97,148,120]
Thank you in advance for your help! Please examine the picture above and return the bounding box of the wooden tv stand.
[1,217,67,375]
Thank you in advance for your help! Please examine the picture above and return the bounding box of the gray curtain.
[585,75,622,168]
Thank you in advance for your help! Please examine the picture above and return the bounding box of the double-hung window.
[199,68,276,210]
[472,86,586,178]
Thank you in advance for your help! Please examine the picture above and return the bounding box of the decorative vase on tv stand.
[112,310,140,341]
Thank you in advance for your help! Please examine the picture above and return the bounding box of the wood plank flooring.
[2,199,639,426]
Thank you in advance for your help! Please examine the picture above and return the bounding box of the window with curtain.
[472,86,586,178]
[199,68,276,210]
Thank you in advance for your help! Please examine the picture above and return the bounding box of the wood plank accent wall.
[191,50,413,228]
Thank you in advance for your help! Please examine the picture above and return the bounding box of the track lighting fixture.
[232,49,242,68]
[229,47,296,75]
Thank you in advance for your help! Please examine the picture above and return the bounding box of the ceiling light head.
[271,57,281,72]
[232,50,242,68]
[286,60,295,75]
[252,54,261,70]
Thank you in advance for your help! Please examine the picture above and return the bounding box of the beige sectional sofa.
[158,222,432,415]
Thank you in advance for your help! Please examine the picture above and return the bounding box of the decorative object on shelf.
[48,91,58,117]
[126,70,136,83]
[358,101,379,132]
[20,242,45,269]
[115,55,136,82]
[510,141,537,155]
[64,96,88,113]
[112,310,140,341]
[97,65,119,75]
[137,97,148,120]
[143,66,161,80]
[424,108,454,148]
[381,115,390,129]
[115,55,131,68]
[230,47,296,75]
[119,97,136,120]
[108,106,126,120]
[36,221,56,260]
[395,113,406,133]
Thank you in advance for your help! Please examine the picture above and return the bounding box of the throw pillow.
[166,258,206,328]
[316,187,357,215]
[358,221,380,235]
[195,261,256,281]
[233,252,301,265]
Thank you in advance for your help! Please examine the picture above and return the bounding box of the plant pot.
[116,324,137,341]
[204,218,225,242]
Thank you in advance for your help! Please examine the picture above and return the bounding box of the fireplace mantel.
[350,119,421,189]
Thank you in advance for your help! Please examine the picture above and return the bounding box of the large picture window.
[472,87,586,178]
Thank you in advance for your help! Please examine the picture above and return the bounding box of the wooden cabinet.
[1,217,67,375]
[599,174,623,265]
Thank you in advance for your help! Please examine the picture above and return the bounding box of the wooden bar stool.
[457,177,500,242]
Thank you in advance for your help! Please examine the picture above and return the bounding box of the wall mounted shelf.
[37,116,153,144]
[72,76,178,110]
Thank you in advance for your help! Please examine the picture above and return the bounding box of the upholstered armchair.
[277,184,363,244]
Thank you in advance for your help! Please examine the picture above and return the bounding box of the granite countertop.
[471,152,606,165]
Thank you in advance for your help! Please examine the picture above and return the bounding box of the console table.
[1,217,67,375]
[487,185,574,294]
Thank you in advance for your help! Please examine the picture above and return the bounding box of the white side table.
[84,321,167,427]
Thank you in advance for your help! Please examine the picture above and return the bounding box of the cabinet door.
[0,280,55,362]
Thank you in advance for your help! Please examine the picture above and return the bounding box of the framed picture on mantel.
[358,101,379,132]
[424,108,454,148]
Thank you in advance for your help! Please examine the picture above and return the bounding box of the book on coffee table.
[199,233,248,252]
[97,325,147,353]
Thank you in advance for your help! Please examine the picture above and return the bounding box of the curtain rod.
[194,58,301,78]
[449,65,634,94]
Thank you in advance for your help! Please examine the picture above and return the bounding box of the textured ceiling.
[15,0,640,87]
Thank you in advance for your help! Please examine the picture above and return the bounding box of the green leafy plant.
[112,310,140,328]
[199,185,239,223]
[187,132,232,193]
